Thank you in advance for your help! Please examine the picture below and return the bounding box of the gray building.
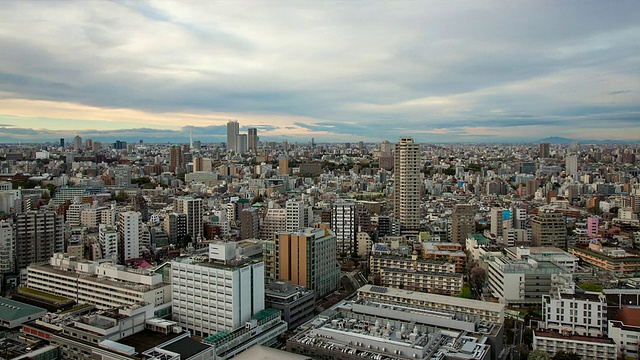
[265,281,315,330]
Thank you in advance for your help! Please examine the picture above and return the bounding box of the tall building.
[248,128,258,152]
[285,200,308,233]
[0,220,14,274]
[174,197,203,241]
[98,224,118,261]
[240,208,259,240]
[236,133,248,154]
[73,135,82,151]
[117,211,140,263]
[539,142,550,159]
[274,228,340,299]
[542,289,607,337]
[164,212,187,244]
[172,244,265,337]
[59,138,64,148]
[260,207,286,240]
[169,145,182,174]
[393,137,421,233]
[227,120,239,153]
[451,204,475,245]
[15,211,64,270]
[531,211,567,248]
[279,156,289,175]
[566,153,578,176]
[331,201,356,255]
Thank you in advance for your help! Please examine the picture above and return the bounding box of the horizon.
[1,1,639,143]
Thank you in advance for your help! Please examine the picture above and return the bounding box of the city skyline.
[1,1,639,143]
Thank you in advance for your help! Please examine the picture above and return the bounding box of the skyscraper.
[227,120,239,153]
[393,137,421,233]
[248,128,258,152]
[236,133,248,154]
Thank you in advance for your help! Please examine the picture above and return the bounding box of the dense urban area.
[0,122,638,360]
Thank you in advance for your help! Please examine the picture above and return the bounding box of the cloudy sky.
[0,1,639,144]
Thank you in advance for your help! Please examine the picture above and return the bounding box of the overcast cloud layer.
[0,1,639,143]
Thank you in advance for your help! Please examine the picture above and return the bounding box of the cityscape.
[1,2,640,360]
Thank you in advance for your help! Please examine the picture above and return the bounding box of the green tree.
[114,191,128,202]
[528,350,551,360]
[523,328,533,346]
[459,283,473,299]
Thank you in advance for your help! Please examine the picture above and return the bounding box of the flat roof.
[160,336,211,359]
[0,297,46,321]
[535,330,615,344]
[358,284,504,313]
[118,329,185,353]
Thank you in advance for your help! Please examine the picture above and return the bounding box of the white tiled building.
[542,289,607,337]
[533,330,617,360]
[171,245,265,337]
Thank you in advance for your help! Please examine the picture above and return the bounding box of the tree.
[552,351,580,360]
[459,283,473,299]
[516,343,530,360]
[528,350,551,360]
[523,328,533,346]
[470,266,487,290]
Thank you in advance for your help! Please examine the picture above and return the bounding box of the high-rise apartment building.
[451,204,475,245]
[248,128,258,152]
[393,137,421,233]
[0,220,14,274]
[15,211,64,270]
[114,165,131,187]
[286,200,306,233]
[117,211,140,263]
[274,228,340,299]
[227,120,239,153]
[531,211,567,248]
[169,145,181,173]
[279,157,289,175]
[164,212,187,244]
[539,142,550,159]
[566,153,578,176]
[173,197,203,241]
[260,207,286,240]
[331,201,356,255]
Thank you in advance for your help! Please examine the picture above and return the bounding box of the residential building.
[15,211,64,270]
[98,224,118,261]
[542,289,607,336]
[531,211,567,248]
[260,207,286,240]
[422,242,466,273]
[451,204,475,246]
[393,137,421,233]
[163,212,186,244]
[331,201,356,255]
[0,220,14,274]
[274,228,340,299]
[568,243,640,276]
[118,211,140,264]
[608,305,640,359]
[533,330,617,360]
[173,197,203,241]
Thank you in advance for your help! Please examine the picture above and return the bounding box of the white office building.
[171,245,265,337]
[26,253,172,312]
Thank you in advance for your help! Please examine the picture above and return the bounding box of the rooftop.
[0,297,46,321]
[534,330,615,344]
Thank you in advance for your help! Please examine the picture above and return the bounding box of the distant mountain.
[539,137,640,145]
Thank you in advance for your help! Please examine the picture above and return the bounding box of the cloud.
[0,1,638,142]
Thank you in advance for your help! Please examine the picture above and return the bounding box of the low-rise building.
[0,297,46,328]
[608,305,640,359]
[569,243,640,276]
[542,289,607,337]
[422,242,466,273]
[357,284,504,324]
[379,268,463,296]
[265,281,315,330]
[533,330,617,360]
[26,254,172,314]
[485,255,573,305]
